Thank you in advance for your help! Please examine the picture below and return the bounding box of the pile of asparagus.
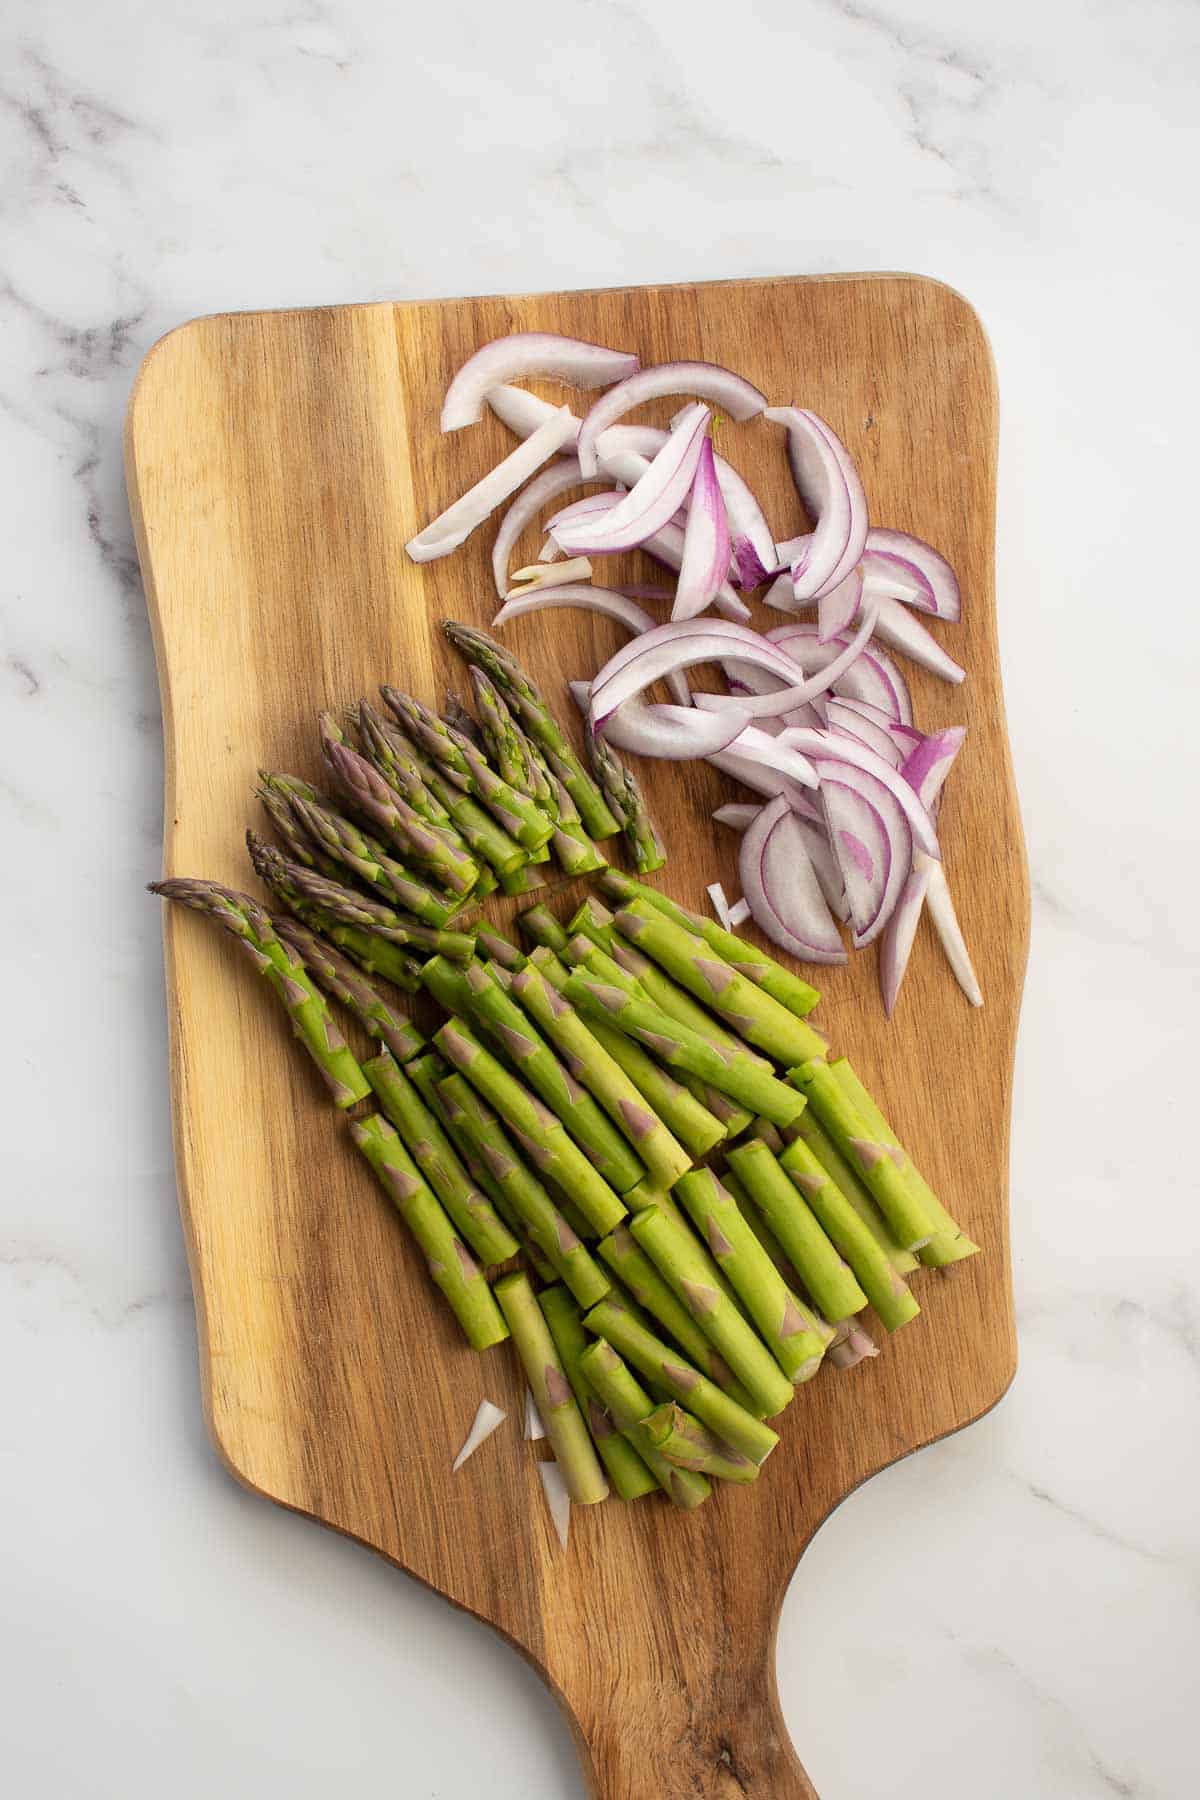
[151,626,979,1525]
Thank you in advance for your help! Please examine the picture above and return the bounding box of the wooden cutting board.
[126,274,1028,1798]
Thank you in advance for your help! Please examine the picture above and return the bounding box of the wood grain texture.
[126,274,1027,1799]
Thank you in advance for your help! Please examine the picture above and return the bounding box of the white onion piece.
[824,698,904,768]
[605,699,752,759]
[780,728,939,856]
[546,490,623,536]
[818,567,864,642]
[406,411,577,562]
[692,605,878,720]
[868,596,966,684]
[707,882,733,928]
[741,796,847,963]
[538,1460,571,1549]
[592,619,814,730]
[674,438,731,620]
[727,898,751,927]
[918,851,983,1005]
[507,556,594,591]
[766,408,868,600]
[577,360,768,477]
[452,1399,507,1471]
[712,803,760,831]
[880,859,933,1016]
[491,458,606,597]
[767,622,914,725]
[494,585,692,707]
[556,407,711,553]
[902,727,966,811]
[442,333,637,430]
[866,527,961,620]
[524,1388,546,1442]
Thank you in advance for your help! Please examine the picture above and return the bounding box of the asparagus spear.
[639,1403,758,1483]
[545,772,608,877]
[272,915,425,1064]
[585,730,666,874]
[577,1340,710,1509]
[600,869,822,1020]
[726,1138,869,1325]
[517,903,570,954]
[614,900,828,1067]
[562,972,805,1129]
[475,926,526,971]
[435,1017,627,1235]
[782,1108,920,1275]
[256,774,344,879]
[828,1058,980,1267]
[494,1274,609,1504]
[583,1297,777,1464]
[149,878,370,1108]
[771,1136,921,1331]
[276,786,466,927]
[264,858,476,963]
[443,621,621,839]
[499,861,546,897]
[718,1162,833,1340]
[508,715,560,818]
[247,832,424,991]
[381,689,553,853]
[791,1059,934,1252]
[319,714,480,898]
[538,1287,657,1501]
[468,667,536,799]
[596,1228,758,1411]
[441,690,484,750]
[629,1205,795,1418]
[349,1114,509,1350]
[379,718,527,880]
[355,703,463,835]
[438,1075,610,1306]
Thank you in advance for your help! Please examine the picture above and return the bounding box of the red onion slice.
[866,527,961,621]
[442,333,638,431]
[406,410,578,562]
[824,698,904,768]
[487,383,578,441]
[712,803,760,831]
[591,619,813,730]
[707,882,733,929]
[818,566,865,642]
[902,727,966,811]
[635,520,751,621]
[793,813,851,922]
[556,407,711,554]
[780,728,939,857]
[715,724,820,791]
[766,622,914,725]
[496,585,692,708]
[546,490,624,539]
[918,852,983,1005]
[879,860,933,1016]
[692,604,878,719]
[867,596,966,684]
[491,457,604,596]
[766,408,869,600]
[674,438,731,620]
[741,796,847,964]
[604,698,753,759]
[818,762,911,946]
[576,361,768,478]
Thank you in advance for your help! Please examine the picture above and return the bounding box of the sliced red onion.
[763,569,802,614]
[674,438,731,620]
[902,727,966,811]
[824,698,904,768]
[555,407,711,554]
[538,536,564,563]
[869,596,966,684]
[818,763,911,946]
[818,566,865,643]
[880,859,933,1016]
[604,698,752,759]
[766,408,868,600]
[779,727,939,856]
[712,803,760,831]
[496,585,692,709]
[406,410,578,562]
[576,361,768,478]
[707,882,733,928]
[692,604,878,719]
[487,383,577,441]
[919,852,983,1005]
[792,813,851,922]
[546,490,623,537]
[452,1399,506,1471]
[634,519,751,621]
[767,621,914,725]
[591,618,818,730]
[866,527,961,621]
[713,723,819,791]
[491,457,605,596]
[741,796,847,964]
[442,333,637,431]
[538,1459,571,1549]
[727,898,751,928]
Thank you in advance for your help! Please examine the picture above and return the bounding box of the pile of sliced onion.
[408,329,979,1014]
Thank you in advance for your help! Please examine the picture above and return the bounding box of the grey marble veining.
[1,1,1197,1794]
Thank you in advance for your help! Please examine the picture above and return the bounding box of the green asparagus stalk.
[562,972,805,1129]
[509,716,560,819]
[475,926,526,971]
[596,1227,756,1408]
[380,689,553,854]
[599,870,822,1020]
[438,1075,610,1306]
[749,1117,785,1153]
[613,899,828,1067]
[443,621,621,839]
[434,1018,627,1235]
[499,861,546,897]
[674,1169,825,1382]
[828,1058,980,1267]
[382,720,527,880]
[256,774,345,879]
[517,903,570,954]
[538,1287,657,1501]
[272,915,425,1064]
[545,772,609,876]
[277,786,466,927]
[726,1137,869,1325]
[583,1297,777,1464]
[441,690,484,750]
[149,878,370,1107]
[782,1109,920,1275]
[630,1205,795,1418]
[354,703,476,851]
[248,832,425,991]
[791,1059,934,1252]
[362,1049,519,1265]
[639,1403,758,1483]
[319,714,480,898]
[577,1340,710,1509]
[773,1135,921,1331]
[266,858,475,963]
[468,667,537,801]
[585,730,666,874]
[493,1274,609,1503]
[349,1114,509,1349]
[719,1177,839,1350]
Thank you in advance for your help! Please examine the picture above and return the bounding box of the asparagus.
[441,690,484,750]
[562,972,805,1129]
[517,903,570,954]
[614,899,828,1068]
[499,861,546,897]
[510,964,693,1188]
[640,1403,758,1483]
[256,773,344,879]
[750,1117,785,1153]
[722,1177,839,1352]
[583,1298,777,1464]
[791,1059,934,1252]
[600,869,822,1020]
[468,666,536,800]
[272,915,425,1064]
[443,621,621,839]
[319,714,480,898]
[782,1109,920,1275]
[545,772,609,877]
[382,720,527,880]
[350,1114,509,1349]
[434,1018,626,1235]
[248,832,424,990]
[629,1204,796,1418]
[362,1049,519,1266]
[438,1075,610,1306]
[726,1138,869,1325]
[538,1287,657,1501]
[381,689,553,854]
[494,1274,609,1503]
[265,858,475,962]
[595,1227,757,1409]
[460,961,646,1192]
[829,1058,980,1267]
[149,878,370,1107]
[576,1340,710,1510]
[828,1317,879,1370]
[509,715,560,819]
[355,703,467,838]
[279,787,466,927]
[674,1169,826,1382]
[585,730,666,875]
[475,926,526,971]
[771,1135,921,1331]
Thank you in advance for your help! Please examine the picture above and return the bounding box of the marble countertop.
[3,1,1196,1794]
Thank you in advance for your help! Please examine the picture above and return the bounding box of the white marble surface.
[2,1,1197,1793]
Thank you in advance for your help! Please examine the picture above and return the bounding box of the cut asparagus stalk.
[267,777,465,926]
[773,1135,921,1331]
[273,916,426,1065]
[585,730,666,874]
[494,1273,609,1504]
[674,1169,825,1382]
[726,1137,869,1325]
[247,832,424,992]
[271,859,476,962]
[828,1317,880,1369]
[596,1228,758,1411]
[376,715,528,879]
[516,903,570,954]
[791,1059,935,1252]
[468,666,536,795]
[546,772,609,876]
[538,1286,657,1501]
[150,878,371,1108]
[577,1340,710,1510]
[474,926,526,971]
[355,701,461,832]
[640,1403,758,1482]
[437,1075,610,1307]
[256,773,345,880]
[382,689,554,853]
[349,1114,509,1349]
[782,1109,920,1275]
[319,713,481,897]
[499,861,546,897]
